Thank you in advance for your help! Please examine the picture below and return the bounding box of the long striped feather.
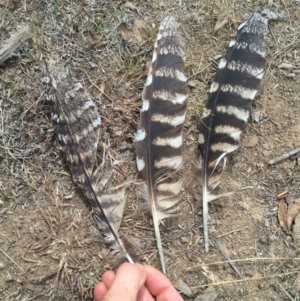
[199,13,268,251]
[135,16,188,273]
[43,67,133,262]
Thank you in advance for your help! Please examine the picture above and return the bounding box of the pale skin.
[94,263,184,301]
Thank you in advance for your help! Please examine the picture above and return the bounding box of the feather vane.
[44,69,133,262]
[199,13,268,251]
[135,16,188,273]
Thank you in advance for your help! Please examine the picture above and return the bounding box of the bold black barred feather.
[43,67,133,261]
[199,13,268,251]
[135,16,188,273]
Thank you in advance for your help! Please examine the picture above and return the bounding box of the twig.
[210,0,216,35]
[214,238,241,277]
[268,24,278,50]
[277,190,289,198]
[0,248,24,271]
[0,25,32,63]
[190,270,299,289]
[185,257,300,272]
[237,186,254,191]
[84,70,114,102]
[268,147,300,165]
[218,226,248,238]
[246,123,263,136]
[292,91,300,102]
[192,62,211,77]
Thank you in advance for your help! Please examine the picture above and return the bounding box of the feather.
[198,13,268,251]
[43,66,133,262]
[135,16,188,273]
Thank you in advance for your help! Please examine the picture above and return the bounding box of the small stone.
[180,236,190,243]
[286,235,293,242]
[242,136,259,148]
[260,236,268,244]
[214,54,222,60]
[278,62,294,69]
[251,110,261,122]
[175,279,192,297]
[0,262,6,270]
[188,80,199,88]
[6,273,13,282]
[194,287,218,301]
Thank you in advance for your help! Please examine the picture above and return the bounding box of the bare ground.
[1,0,300,300]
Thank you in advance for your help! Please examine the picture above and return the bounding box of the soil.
[1,1,300,300]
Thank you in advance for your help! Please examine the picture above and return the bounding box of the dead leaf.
[278,197,300,235]
[278,197,292,234]
[214,11,231,32]
[144,61,151,76]
[118,19,149,44]
[287,201,300,233]
[262,7,286,20]
[124,1,137,10]
[294,211,300,247]
[132,19,149,43]
[118,23,134,43]
[242,136,258,148]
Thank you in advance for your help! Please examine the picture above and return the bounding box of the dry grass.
[1,0,300,300]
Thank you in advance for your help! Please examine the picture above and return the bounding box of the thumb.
[103,263,147,301]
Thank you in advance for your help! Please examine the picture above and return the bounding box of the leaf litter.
[118,19,149,44]
[1,1,300,300]
[278,196,300,239]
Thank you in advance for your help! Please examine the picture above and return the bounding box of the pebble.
[251,110,261,122]
[180,236,190,243]
[6,273,13,282]
[278,62,294,69]
[188,80,198,88]
[194,287,218,301]
[175,279,192,297]
[0,262,5,270]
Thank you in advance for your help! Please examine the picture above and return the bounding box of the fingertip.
[103,263,147,301]
[94,282,108,301]
[116,262,146,284]
[143,265,184,301]
[102,270,116,287]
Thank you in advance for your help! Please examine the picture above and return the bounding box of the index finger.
[144,265,184,301]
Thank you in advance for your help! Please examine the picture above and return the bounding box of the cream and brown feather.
[43,67,133,261]
[135,16,188,273]
[198,13,268,251]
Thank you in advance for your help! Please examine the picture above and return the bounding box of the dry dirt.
[1,1,300,300]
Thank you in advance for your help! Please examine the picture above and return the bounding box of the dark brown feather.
[43,66,133,261]
[198,13,268,251]
[135,16,188,273]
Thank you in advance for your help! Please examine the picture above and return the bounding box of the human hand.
[94,263,184,301]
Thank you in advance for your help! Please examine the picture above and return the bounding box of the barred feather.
[199,13,268,251]
[43,68,133,261]
[135,16,188,273]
